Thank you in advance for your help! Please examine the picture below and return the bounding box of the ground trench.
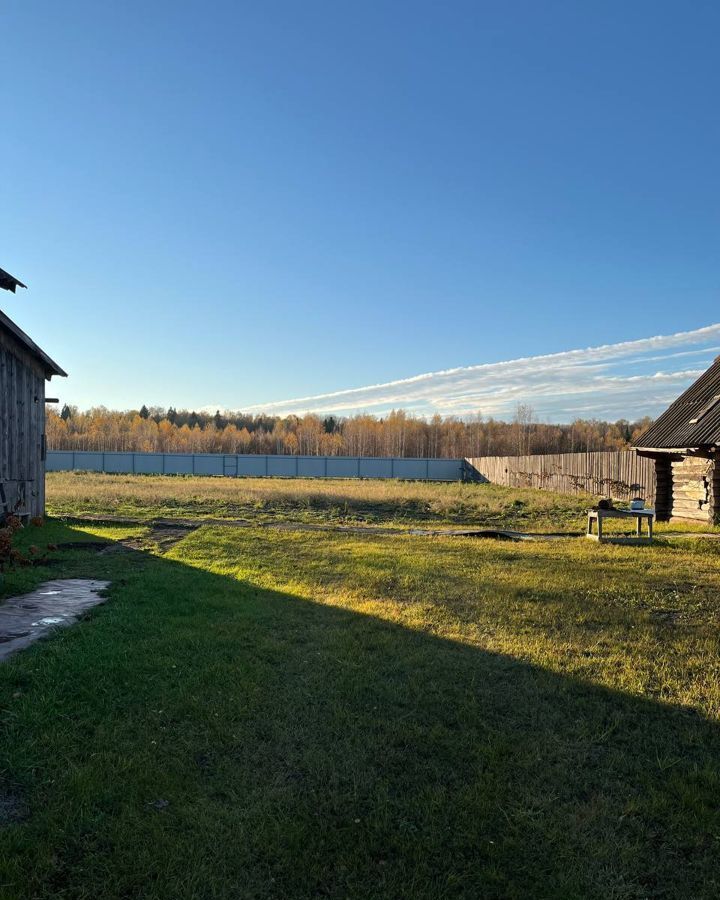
[56,514,720,546]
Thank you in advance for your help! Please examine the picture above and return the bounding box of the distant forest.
[47,404,653,458]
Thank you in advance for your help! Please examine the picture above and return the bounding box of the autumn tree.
[45,405,653,459]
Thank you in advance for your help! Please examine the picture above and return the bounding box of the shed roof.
[633,356,720,450]
[0,268,27,293]
[0,309,67,379]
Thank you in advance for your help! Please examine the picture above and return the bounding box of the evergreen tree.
[139,405,150,420]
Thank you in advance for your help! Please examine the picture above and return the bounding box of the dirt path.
[56,513,720,546]
[57,514,583,543]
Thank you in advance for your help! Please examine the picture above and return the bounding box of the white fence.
[47,451,467,482]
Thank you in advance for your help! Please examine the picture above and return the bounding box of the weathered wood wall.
[0,329,46,518]
[466,450,656,503]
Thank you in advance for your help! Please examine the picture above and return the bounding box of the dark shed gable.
[1,271,66,519]
[633,356,720,450]
[0,268,27,293]
[0,310,66,379]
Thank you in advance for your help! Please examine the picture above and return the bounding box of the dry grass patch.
[47,471,593,530]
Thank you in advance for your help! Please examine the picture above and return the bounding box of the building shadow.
[1,521,720,899]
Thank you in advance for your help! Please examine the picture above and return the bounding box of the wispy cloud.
[235,324,720,421]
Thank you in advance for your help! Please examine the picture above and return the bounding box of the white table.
[586,508,655,545]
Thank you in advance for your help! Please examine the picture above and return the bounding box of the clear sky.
[2,1,719,420]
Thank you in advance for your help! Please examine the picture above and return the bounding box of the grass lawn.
[1,477,720,897]
[45,471,596,531]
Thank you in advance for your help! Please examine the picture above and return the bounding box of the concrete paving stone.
[0,579,111,661]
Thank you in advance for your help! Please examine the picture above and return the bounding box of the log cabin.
[0,267,66,520]
[632,356,720,523]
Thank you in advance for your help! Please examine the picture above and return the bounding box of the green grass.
[2,481,720,897]
[46,471,719,535]
[46,471,597,531]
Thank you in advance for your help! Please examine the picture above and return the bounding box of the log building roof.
[633,356,720,450]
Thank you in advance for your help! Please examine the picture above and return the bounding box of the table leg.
[597,515,603,542]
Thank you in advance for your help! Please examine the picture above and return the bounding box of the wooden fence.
[466,451,656,503]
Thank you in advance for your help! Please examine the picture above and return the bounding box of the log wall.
[669,456,714,523]
[653,456,673,521]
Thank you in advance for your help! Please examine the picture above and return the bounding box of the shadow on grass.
[1,522,719,899]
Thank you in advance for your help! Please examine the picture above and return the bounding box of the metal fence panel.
[46,451,466,482]
[428,459,465,481]
[69,452,105,472]
[46,451,74,472]
[297,457,326,478]
[392,459,427,480]
[326,458,359,478]
[134,453,163,474]
[103,453,132,473]
[236,456,269,476]
[266,456,296,477]
[162,454,194,475]
[193,455,224,476]
[358,458,393,478]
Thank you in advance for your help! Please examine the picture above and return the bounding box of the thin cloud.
[232,324,720,421]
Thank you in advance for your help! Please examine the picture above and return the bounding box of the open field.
[2,477,720,897]
[41,470,702,535]
[46,470,595,530]
[47,471,719,535]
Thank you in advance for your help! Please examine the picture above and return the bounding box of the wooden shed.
[632,357,720,523]
[0,267,66,520]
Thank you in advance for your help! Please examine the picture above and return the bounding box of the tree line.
[47,404,653,459]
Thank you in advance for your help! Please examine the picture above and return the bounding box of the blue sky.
[1,1,719,420]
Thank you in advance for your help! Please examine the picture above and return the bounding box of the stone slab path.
[0,579,110,662]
